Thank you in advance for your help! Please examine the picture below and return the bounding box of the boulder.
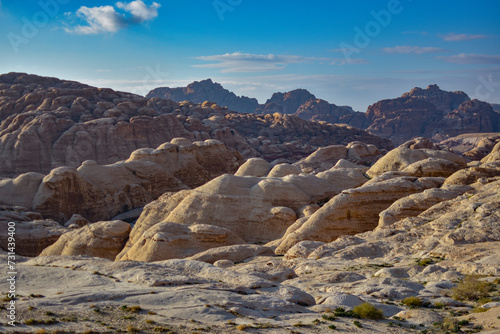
[401,157,463,177]
[188,244,275,264]
[117,223,245,262]
[235,158,272,177]
[40,220,131,260]
[367,146,466,177]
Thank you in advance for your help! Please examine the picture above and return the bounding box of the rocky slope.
[146,79,259,114]
[363,85,500,145]
[0,138,241,225]
[0,73,392,177]
[1,139,500,333]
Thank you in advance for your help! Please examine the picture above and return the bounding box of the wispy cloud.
[439,53,500,64]
[192,52,367,73]
[402,31,428,35]
[382,46,447,54]
[441,33,490,41]
[65,0,160,35]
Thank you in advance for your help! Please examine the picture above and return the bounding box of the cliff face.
[147,79,259,114]
[255,89,317,115]
[364,85,500,145]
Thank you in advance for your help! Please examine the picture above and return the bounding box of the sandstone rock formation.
[362,85,499,145]
[0,138,241,223]
[275,176,444,254]
[0,73,392,176]
[117,168,369,261]
[40,220,131,260]
[366,141,467,178]
[439,133,500,161]
[256,89,316,115]
[116,223,245,262]
[147,79,259,114]
[0,218,68,256]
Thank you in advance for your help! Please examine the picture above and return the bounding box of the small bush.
[126,325,140,333]
[328,324,336,330]
[402,296,423,308]
[322,314,336,321]
[334,307,361,318]
[353,302,384,320]
[451,275,491,301]
[417,258,433,266]
[236,324,249,330]
[353,320,363,328]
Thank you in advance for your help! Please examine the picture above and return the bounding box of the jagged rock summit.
[147,79,259,114]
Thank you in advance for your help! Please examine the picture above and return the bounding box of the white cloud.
[382,46,447,54]
[441,33,489,41]
[65,1,160,35]
[192,52,367,73]
[116,0,160,23]
[439,53,500,64]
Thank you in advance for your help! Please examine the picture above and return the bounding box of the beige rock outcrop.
[401,157,463,177]
[116,223,245,262]
[481,141,500,163]
[234,158,272,177]
[0,139,241,223]
[187,244,275,264]
[367,145,466,177]
[40,220,131,260]
[117,168,369,261]
[0,220,68,256]
[275,176,444,254]
[377,185,473,229]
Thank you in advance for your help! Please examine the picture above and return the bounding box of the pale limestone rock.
[234,158,272,177]
[63,214,90,228]
[443,166,500,186]
[213,259,234,268]
[0,172,44,209]
[333,159,367,169]
[119,169,368,261]
[19,139,240,223]
[401,157,463,177]
[367,147,466,177]
[187,244,275,264]
[377,185,473,229]
[267,163,301,177]
[481,141,500,163]
[293,145,347,172]
[284,241,325,260]
[117,222,245,262]
[393,309,444,326]
[275,176,444,254]
[40,220,130,260]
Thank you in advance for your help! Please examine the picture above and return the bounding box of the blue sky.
[1,0,499,111]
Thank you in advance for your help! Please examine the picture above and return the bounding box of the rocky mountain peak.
[402,84,470,113]
[147,79,259,114]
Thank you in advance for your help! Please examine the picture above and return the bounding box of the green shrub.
[352,303,384,320]
[328,324,336,330]
[353,320,363,328]
[334,307,361,318]
[402,296,423,308]
[322,314,336,321]
[451,275,491,301]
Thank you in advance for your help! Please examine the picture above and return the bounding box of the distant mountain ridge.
[147,79,259,114]
[147,81,500,145]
